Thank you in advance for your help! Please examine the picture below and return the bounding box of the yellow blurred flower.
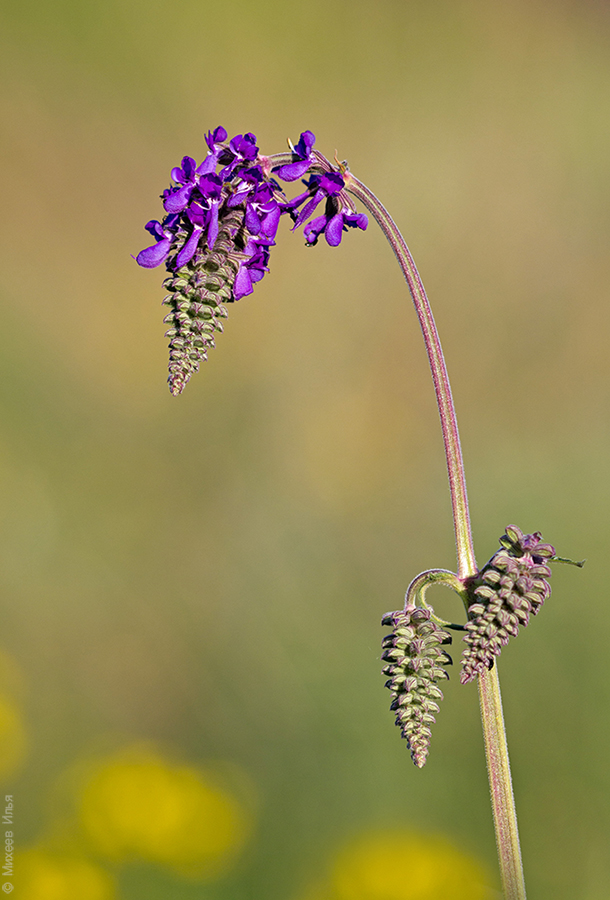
[16,850,114,900]
[78,745,250,878]
[0,693,27,780]
[299,829,494,900]
[0,650,28,781]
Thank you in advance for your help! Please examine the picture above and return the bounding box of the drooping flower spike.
[135,128,367,394]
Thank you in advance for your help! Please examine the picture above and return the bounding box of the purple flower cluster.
[137,127,280,301]
[136,127,368,393]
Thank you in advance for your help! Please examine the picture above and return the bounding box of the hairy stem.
[265,149,528,897]
[344,173,476,579]
[345,172,526,900]
[479,666,527,900]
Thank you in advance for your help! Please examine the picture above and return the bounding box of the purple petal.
[325,212,344,246]
[171,166,186,184]
[261,205,281,240]
[344,212,368,231]
[197,153,217,175]
[144,220,165,240]
[248,265,267,284]
[254,182,275,202]
[233,178,255,200]
[181,156,197,181]
[277,159,311,182]
[229,133,258,161]
[198,173,222,200]
[164,183,194,213]
[294,130,315,159]
[234,265,253,300]
[163,213,180,231]
[303,215,328,245]
[319,172,345,195]
[242,165,264,185]
[243,133,258,157]
[187,202,207,227]
[136,238,171,268]
[227,187,249,207]
[206,126,227,151]
[292,190,325,229]
[207,204,219,249]
[176,227,202,267]
[245,204,261,235]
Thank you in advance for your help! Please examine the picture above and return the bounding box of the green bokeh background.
[1,0,609,896]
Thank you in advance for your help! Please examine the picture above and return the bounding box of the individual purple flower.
[244,183,281,240]
[224,165,282,241]
[170,155,198,187]
[276,130,316,182]
[164,156,202,214]
[219,132,259,180]
[234,236,274,300]
[135,215,180,268]
[206,125,228,150]
[226,164,264,209]
[198,126,228,175]
[284,172,345,229]
[167,171,224,268]
[163,140,227,215]
[244,237,273,283]
[304,206,368,247]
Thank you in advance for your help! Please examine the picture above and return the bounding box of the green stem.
[344,173,476,579]
[478,666,527,900]
[344,171,527,900]
[265,149,528,898]
[404,568,467,629]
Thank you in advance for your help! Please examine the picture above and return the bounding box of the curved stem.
[404,568,468,629]
[344,173,476,580]
[266,149,527,899]
[343,173,526,900]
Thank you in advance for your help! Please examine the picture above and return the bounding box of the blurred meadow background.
[0,0,609,897]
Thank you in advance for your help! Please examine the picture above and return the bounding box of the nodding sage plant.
[136,128,583,900]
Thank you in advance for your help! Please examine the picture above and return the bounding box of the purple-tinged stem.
[343,172,526,900]
[265,149,527,898]
[479,666,526,900]
[344,173,475,580]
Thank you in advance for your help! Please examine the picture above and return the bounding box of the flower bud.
[381,607,452,767]
[460,526,554,683]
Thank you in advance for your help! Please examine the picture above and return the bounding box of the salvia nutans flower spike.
[381,606,453,768]
[135,127,367,395]
[383,525,569,766]
[459,524,555,684]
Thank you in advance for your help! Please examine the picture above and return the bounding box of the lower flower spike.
[460,525,555,683]
[381,607,452,767]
